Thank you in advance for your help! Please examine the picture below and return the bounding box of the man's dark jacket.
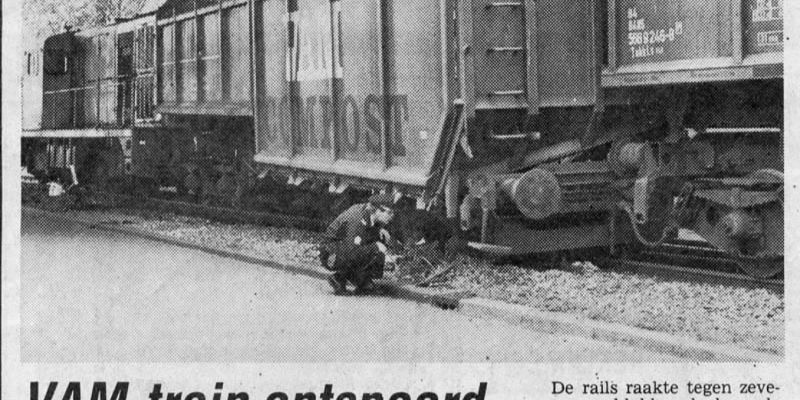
[322,203,386,280]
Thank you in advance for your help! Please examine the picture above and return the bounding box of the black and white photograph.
[3,0,798,397]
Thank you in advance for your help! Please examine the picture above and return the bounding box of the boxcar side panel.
[255,0,293,159]
[289,0,333,159]
[384,0,445,172]
[158,24,177,104]
[254,0,449,187]
[199,13,222,102]
[336,0,383,164]
[536,0,598,107]
[177,18,198,103]
[222,5,251,104]
[156,2,252,114]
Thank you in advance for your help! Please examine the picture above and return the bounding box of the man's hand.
[375,242,388,253]
[379,228,392,243]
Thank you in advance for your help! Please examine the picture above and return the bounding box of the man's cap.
[368,193,395,208]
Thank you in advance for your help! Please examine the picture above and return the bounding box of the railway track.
[93,190,328,232]
[605,249,783,294]
[61,186,786,294]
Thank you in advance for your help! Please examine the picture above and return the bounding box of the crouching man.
[320,193,397,295]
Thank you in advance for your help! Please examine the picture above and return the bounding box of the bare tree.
[23,0,149,40]
[94,0,148,25]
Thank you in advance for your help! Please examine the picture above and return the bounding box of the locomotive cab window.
[43,49,69,75]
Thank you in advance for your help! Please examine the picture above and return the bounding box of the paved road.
[20,210,679,362]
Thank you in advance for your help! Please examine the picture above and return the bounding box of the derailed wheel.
[501,168,562,220]
[735,170,783,279]
[735,256,783,279]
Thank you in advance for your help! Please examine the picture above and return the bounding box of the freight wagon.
[21,0,784,278]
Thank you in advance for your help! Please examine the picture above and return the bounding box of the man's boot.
[354,279,377,295]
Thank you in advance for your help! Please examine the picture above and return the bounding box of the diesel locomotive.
[21,0,784,277]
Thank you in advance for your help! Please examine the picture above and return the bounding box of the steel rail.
[604,256,783,294]
[67,189,785,293]
[95,190,327,232]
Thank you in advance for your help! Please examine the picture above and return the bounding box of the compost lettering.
[270,4,408,156]
[261,94,408,156]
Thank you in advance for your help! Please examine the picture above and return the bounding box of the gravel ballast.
[36,206,784,356]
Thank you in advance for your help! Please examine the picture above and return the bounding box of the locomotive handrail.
[486,2,523,7]
[704,127,781,134]
[43,80,128,95]
[42,77,130,95]
[487,47,525,52]
[43,86,97,95]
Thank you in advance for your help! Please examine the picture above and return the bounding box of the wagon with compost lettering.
[251,0,461,193]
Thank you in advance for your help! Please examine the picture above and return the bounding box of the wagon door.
[221,3,251,107]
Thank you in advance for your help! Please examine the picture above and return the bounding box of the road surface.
[20,209,679,362]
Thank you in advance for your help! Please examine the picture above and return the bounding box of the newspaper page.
[2,0,798,399]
